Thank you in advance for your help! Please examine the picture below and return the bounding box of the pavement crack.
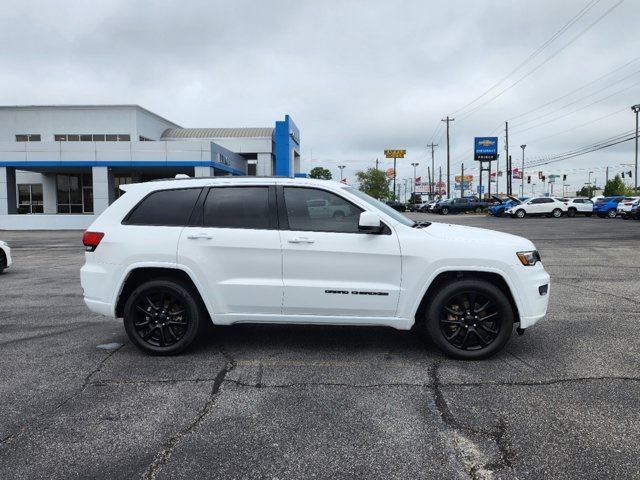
[430,362,514,480]
[142,354,236,480]
[225,379,425,389]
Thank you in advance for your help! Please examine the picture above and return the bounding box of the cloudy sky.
[1,0,638,196]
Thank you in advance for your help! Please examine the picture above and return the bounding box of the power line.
[450,0,602,117]
[456,0,625,123]
[526,106,628,143]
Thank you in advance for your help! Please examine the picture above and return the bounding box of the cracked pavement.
[0,215,639,479]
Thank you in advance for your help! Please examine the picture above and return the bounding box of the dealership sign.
[384,149,406,159]
[474,137,498,161]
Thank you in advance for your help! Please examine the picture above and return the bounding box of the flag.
[512,168,522,180]
[415,176,421,185]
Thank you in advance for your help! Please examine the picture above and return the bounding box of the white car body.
[564,198,594,215]
[80,178,550,355]
[0,240,12,272]
[616,197,640,215]
[505,197,568,218]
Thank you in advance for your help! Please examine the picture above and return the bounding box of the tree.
[575,185,596,198]
[309,167,332,180]
[603,175,626,196]
[355,168,391,200]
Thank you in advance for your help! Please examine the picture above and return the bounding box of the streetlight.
[632,104,640,192]
[411,162,419,195]
[338,165,346,182]
[520,145,526,198]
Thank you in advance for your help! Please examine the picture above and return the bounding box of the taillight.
[82,231,104,252]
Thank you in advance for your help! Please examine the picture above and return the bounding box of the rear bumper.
[80,259,118,317]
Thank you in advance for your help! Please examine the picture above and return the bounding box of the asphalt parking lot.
[1,215,639,480]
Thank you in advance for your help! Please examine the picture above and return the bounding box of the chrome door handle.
[187,233,213,240]
[288,237,315,244]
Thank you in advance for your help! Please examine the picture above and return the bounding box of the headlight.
[517,250,541,266]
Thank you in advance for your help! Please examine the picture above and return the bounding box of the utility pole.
[427,166,432,200]
[411,162,419,195]
[438,166,442,199]
[338,165,346,182]
[375,158,379,170]
[427,143,438,200]
[460,163,464,198]
[520,145,526,198]
[403,178,408,203]
[632,104,640,192]
[441,117,454,198]
[606,166,609,185]
[505,121,510,195]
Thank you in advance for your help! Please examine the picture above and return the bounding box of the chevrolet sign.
[474,137,498,161]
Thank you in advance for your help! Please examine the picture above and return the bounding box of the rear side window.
[125,188,201,226]
[203,187,272,229]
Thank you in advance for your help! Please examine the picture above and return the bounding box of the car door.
[279,185,401,318]
[177,184,283,316]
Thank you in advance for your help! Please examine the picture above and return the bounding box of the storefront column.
[92,166,114,215]
[42,173,58,214]
[194,167,215,177]
[0,167,17,215]
[257,153,273,176]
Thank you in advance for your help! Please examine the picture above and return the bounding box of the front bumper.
[513,266,550,329]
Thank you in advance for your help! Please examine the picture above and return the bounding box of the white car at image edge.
[0,240,12,273]
[80,177,550,360]
[616,197,640,218]
[505,197,568,218]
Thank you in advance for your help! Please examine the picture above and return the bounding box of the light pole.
[531,183,536,196]
[411,162,419,195]
[587,171,594,197]
[632,104,640,192]
[520,145,526,198]
[338,165,346,182]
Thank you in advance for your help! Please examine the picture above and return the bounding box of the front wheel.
[515,209,526,218]
[425,279,514,360]
[607,209,617,219]
[441,207,449,215]
[123,279,203,355]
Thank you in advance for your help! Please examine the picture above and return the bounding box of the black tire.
[607,209,617,219]
[425,279,514,360]
[552,208,563,218]
[441,207,449,215]
[0,249,6,274]
[515,209,526,218]
[123,279,204,355]
[567,208,576,218]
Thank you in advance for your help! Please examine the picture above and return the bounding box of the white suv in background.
[80,177,550,360]
[616,197,640,218]
[0,240,12,274]
[505,197,568,218]
[563,198,594,217]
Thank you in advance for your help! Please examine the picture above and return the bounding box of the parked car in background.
[593,196,624,218]
[409,201,429,212]
[385,200,406,212]
[420,200,438,212]
[562,198,594,217]
[631,202,640,220]
[0,240,12,274]
[80,177,550,359]
[616,197,640,219]
[505,197,568,218]
[431,197,489,215]
[488,196,526,217]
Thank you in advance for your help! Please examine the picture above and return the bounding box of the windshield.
[344,187,414,227]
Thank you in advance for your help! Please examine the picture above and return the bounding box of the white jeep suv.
[80,177,550,360]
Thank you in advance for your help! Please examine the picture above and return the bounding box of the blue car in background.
[593,196,624,218]
[489,196,527,217]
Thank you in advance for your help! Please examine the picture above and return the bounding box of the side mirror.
[358,211,382,233]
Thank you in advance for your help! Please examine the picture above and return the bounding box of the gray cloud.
[0,0,638,192]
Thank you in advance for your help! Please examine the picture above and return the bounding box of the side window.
[203,187,271,229]
[125,188,202,226]
[543,198,554,203]
[283,187,363,233]
[530,198,541,204]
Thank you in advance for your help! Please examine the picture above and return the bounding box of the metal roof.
[161,127,274,139]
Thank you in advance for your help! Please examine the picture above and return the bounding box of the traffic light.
[622,172,625,178]
[563,174,567,181]
[527,176,531,184]
[629,171,633,178]
[541,175,546,182]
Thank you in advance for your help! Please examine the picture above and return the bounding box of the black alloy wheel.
[425,279,513,360]
[123,279,203,355]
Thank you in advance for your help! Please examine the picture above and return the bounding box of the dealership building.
[0,105,301,229]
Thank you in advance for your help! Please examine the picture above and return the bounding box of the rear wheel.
[515,209,526,218]
[123,279,203,355]
[425,279,514,360]
[552,208,563,218]
[567,208,576,217]
[607,209,617,219]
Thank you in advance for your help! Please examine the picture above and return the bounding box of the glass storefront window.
[17,184,43,214]
[56,174,93,214]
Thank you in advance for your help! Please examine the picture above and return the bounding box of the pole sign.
[384,149,406,159]
[474,137,498,161]
[477,185,485,194]
[385,168,396,179]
